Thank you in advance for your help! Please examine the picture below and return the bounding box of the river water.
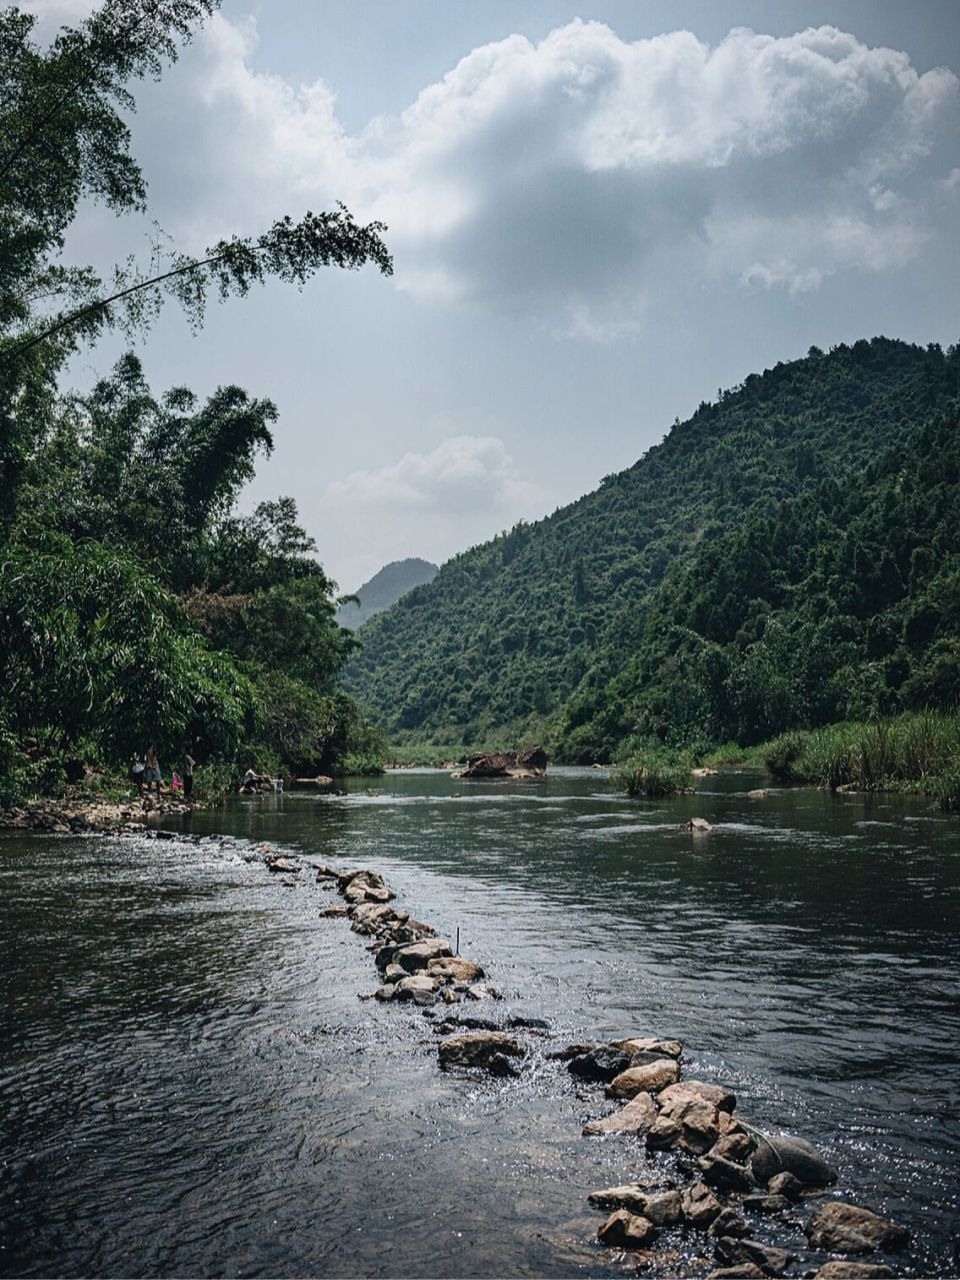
[1,768,958,1278]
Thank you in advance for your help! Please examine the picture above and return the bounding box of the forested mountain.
[344,338,960,758]
[337,558,438,629]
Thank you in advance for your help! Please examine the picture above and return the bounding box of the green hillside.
[343,338,960,758]
[337,558,439,629]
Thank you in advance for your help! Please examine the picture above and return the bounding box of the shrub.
[616,750,693,797]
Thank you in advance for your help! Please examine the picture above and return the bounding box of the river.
[1,768,958,1277]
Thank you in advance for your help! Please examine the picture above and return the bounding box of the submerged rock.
[437,1031,526,1075]
[583,1090,657,1137]
[708,1208,750,1238]
[752,1135,837,1188]
[610,1036,683,1059]
[707,1266,765,1279]
[318,905,349,918]
[805,1203,910,1255]
[265,855,300,873]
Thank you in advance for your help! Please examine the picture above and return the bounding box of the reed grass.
[762,711,960,808]
[615,751,694,797]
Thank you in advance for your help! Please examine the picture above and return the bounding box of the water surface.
[2,769,958,1276]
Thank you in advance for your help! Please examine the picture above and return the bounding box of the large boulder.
[751,1135,837,1188]
[568,1046,632,1082]
[659,1080,736,1114]
[583,1091,656,1137]
[459,748,547,780]
[437,1031,526,1076]
[606,1057,679,1098]
[596,1209,658,1249]
[805,1204,910,1255]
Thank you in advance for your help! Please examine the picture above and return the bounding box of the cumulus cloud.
[118,16,960,333]
[326,435,542,513]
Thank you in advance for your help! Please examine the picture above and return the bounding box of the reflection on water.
[1,768,958,1277]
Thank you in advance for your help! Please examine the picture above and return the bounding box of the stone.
[546,1043,594,1061]
[714,1237,793,1276]
[441,988,461,1004]
[659,1080,737,1114]
[319,905,349,918]
[707,1267,765,1279]
[568,1046,633,1082]
[395,939,453,973]
[610,1036,683,1060]
[351,903,403,934]
[437,1031,526,1075]
[265,855,300,873]
[681,1181,723,1229]
[596,1210,658,1249]
[686,817,713,831]
[426,956,485,984]
[640,1191,682,1227]
[746,790,768,799]
[646,1113,682,1150]
[459,747,547,780]
[767,1171,803,1200]
[677,1100,723,1154]
[813,1265,896,1279]
[588,1185,652,1215]
[708,1208,751,1238]
[583,1090,656,1137]
[752,1136,838,1188]
[699,1154,755,1194]
[336,867,386,890]
[607,1057,680,1099]
[394,974,439,1002]
[710,1132,756,1164]
[805,1203,910,1255]
[742,1195,791,1216]
[465,983,501,1000]
[374,985,397,1001]
[313,863,339,878]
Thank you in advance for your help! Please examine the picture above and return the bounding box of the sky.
[28,0,960,591]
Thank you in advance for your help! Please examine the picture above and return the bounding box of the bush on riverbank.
[763,712,960,805]
[615,751,693,797]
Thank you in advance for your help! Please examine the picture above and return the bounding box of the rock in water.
[680,1181,722,1228]
[610,1036,683,1059]
[568,1046,632,1082]
[699,1154,755,1194]
[805,1203,910,1255]
[459,747,547,780]
[813,1264,896,1279]
[437,1031,526,1075]
[658,1080,737,1114]
[751,1135,837,1187]
[713,1238,792,1276]
[707,1266,765,1279]
[607,1057,679,1098]
[583,1090,656,1136]
[597,1209,658,1249]
[394,939,454,972]
[767,1171,803,1200]
[426,956,484,984]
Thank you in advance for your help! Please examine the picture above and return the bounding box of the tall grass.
[615,750,693,797]
[763,712,960,807]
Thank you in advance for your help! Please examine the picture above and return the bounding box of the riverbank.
[0,792,195,835]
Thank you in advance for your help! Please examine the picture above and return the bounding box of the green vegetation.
[345,339,960,763]
[763,713,960,801]
[615,751,693,798]
[0,2,391,802]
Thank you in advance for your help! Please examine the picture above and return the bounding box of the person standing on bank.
[144,745,161,797]
[184,749,195,801]
[130,752,145,797]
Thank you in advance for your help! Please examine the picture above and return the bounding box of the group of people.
[130,747,196,799]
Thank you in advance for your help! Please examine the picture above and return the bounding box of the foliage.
[344,339,960,760]
[762,713,960,792]
[0,1,390,796]
[615,751,693,797]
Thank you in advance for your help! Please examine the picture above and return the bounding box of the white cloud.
[326,434,541,513]
[133,17,960,333]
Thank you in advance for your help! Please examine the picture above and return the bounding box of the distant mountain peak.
[337,557,439,629]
